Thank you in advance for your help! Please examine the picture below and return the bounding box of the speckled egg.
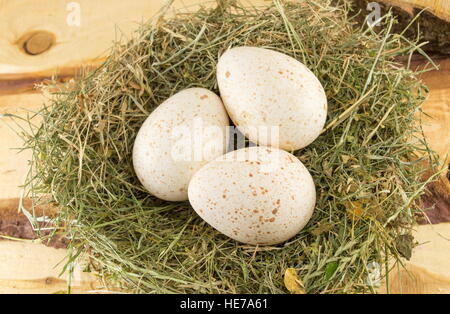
[188,146,316,245]
[133,88,229,201]
[217,46,327,151]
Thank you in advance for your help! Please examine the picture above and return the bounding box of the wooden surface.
[353,0,450,54]
[417,57,450,167]
[0,0,170,84]
[0,241,102,294]
[385,223,450,293]
[379,0,450,20]
[1,223,449,294]
[0,0,449,294]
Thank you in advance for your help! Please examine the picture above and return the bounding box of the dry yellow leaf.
[343,200,368,221]
[344,199,386,222]
[341,154,351,164]
[284,268,305,294]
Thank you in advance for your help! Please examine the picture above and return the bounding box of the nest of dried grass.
[22,0,439,293]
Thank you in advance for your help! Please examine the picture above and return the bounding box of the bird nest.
[23,0,438,293]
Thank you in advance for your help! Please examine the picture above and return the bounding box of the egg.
[188,146,316,245]
[217,46,327,151]
[133,88,229,201]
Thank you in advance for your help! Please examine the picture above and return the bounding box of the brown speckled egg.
[188,146,316,245]
[133,88,229,201]
[217,46,327,151]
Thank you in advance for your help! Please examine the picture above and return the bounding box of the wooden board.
[417,57,450,167]
[384,222,450,293]
[0,0,188,84]
[0,240,102,294]
[379,0,450,21]
[0,0,269,95]
[2,222,449,294]
[1,98,44,200]
[352,0,450,54]
[0,0,449,294]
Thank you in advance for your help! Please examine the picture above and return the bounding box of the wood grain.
[353,0,450,54]
[384,222,450,294]
[417,57,450,167]
[1,223,449,294]
[0,0,269,95]
[0,66,97,96]
[0,0,165,74]
[0,100,44,199]
[0,241,102,294]
[379,0,450,21]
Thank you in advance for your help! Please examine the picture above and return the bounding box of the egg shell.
[133,88,229,201]
[217,46,328,151]
[188,146,316,245]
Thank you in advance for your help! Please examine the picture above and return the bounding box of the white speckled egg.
[217,46,327,151]
[188,146,316,245]
[133,88,229,201]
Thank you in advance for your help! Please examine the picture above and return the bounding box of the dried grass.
[21,0,440,293]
